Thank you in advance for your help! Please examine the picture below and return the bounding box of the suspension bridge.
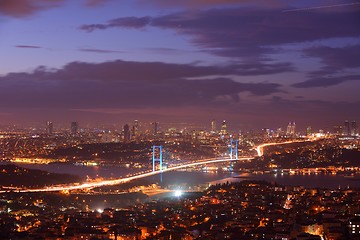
[0,140,299,193]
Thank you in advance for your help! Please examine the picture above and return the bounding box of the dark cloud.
[137,0,282,8]
[84,0,112,7]
[80,17,151,32]
[144,48,185,54]
[80,7,360,60]
[15,45,42,49]
[293,44,360,88]
[79,48,124,54]
[49,59,292,82]
[0,60,284,110]
[305,44,360,74]
[0,0,113,18]
[292,75,360,88]
[0,0,63,17]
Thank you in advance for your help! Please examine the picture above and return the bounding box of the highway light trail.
[2,140,312,193]
[1,157,252,193]
[255,139,313,157]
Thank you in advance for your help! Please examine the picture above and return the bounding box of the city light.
[174,190,182,197]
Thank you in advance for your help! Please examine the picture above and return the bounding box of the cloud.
[304,44,360,73]
[0,60,284,110]
[79,48,124,53]
[292,75,360,88]
[0,0,63,17]
[0,0,113,18]
[84,0,112,7]
[15,45,42,49]
[137,0,282,9]
[292,44,360,88]
[49,59,292,82]
[80,17,151,32]
[1,59,357,129]
[80,7,360,61]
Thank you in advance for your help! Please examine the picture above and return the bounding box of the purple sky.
[0,0,359,131]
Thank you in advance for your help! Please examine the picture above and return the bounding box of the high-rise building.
[344,120,350,136]
[262,128,271,138]
[351,121,357,136]
[211,119,216,133]
[220,120,227,135]
[306,126,312,136]
[71,122,78,135]
[123,124,130,142]
[286,122,296,136]
[333,125,343,135]
[133,120,139,137]
[46,121,53,135]
[152,122,159,135]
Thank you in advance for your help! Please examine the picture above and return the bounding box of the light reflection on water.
[1,162,359,189]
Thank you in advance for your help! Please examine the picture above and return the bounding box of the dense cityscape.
[1,0,359,239]
[0,119,359,239]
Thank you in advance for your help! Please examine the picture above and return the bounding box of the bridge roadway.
[1,140,306,193]
[3,157,252,193]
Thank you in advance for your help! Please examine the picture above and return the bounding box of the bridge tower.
[229,139,238,160]
[152,146,163,172]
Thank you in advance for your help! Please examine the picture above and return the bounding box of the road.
[1,157,252,193]
[1,139,308,193]
[255,140,310,157]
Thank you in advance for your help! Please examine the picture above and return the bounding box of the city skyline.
[0,0,359,129]
[1,118,358,137]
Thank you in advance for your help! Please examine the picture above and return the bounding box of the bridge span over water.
[5,157,252,193]
[1,140,305,193]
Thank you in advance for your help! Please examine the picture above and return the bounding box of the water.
[211,172,360,189]
[0,162,136,179]
[1,162,359,189]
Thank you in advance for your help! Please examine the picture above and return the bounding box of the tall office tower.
[306,126,312,136]
[291,123,296,135]
[71,122,78,135]
[211,119,216,133]
[333,125,343,135]
[220,120,227,135]
[344,120,350,136]
[152,122,159,135]
[123,124,131,142]
[286,122,296,136]
[133,120,139,137]
[46,121,53,135]
[262,128,270,138]
[351,120,357,136]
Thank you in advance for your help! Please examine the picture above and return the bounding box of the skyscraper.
[132,120,139,138]
[333,125,343,135]
[306,126,312,136]
[71,122,78,135]
[152,122,159,135]
[220,120,227,135]
[344,120,350,136]
[46,121,53,135]
[286,122,296,136]
[351,121,357,136]
[211,119,216,133]
[123,124,130,142]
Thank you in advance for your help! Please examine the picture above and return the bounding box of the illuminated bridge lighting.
[1,141,313,193]
[1,157,251,193]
